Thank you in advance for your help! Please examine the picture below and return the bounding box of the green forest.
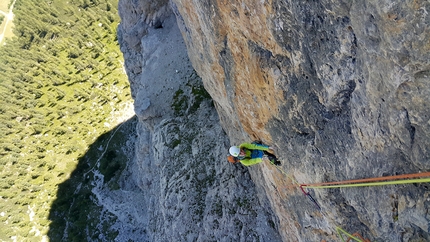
[0,0,134,240]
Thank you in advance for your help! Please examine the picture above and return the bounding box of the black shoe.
[269,157,281,166]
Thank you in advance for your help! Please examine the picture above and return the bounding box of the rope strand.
[303,177,430,189]
[268,161,429,242]
[302,171,430,188]
[336,227,370,242]
[301,172,430,188]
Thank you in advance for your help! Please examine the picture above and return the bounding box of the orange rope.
[302,171,430,187]
[336,227,371,242]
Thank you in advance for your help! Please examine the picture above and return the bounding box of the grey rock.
[116,1,281,241]
[117,0,430,241]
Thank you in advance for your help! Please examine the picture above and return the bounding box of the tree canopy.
[0,0,132,240]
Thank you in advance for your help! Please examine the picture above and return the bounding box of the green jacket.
[238,142,269,166]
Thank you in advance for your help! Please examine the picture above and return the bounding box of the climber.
[228,141,281,166]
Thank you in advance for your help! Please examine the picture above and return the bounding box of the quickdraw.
[270,161,322,210]
[268,160,430,242]
[299,185,321,210]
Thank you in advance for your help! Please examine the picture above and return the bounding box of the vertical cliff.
[117,1,281,241]
[170,1,430,241]
[118,0,430,241]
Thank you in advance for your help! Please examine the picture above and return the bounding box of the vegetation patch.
[0,0,133,240]
[165,71,217,224]
[171,70,213,116]
[172,89,188,116]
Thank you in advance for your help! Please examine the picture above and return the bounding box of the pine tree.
[0,0,130,240]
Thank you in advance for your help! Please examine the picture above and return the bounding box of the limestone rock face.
[118,0,430,241]
[170,1,430,241]
[117,1,280,241]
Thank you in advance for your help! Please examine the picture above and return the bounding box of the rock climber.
[228,141,281,166]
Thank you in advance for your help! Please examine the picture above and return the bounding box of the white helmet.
[229,146,240,157]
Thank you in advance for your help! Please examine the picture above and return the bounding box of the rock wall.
[170,1,430,241]
[117,1,281,241]
[118,0,430,241]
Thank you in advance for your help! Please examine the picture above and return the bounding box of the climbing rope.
[271,163,300,185]
[303,177,430,189]
[336,227,370,242]
[269,161,430,241]
[270,163,321,210]
[270,161,430,199]
[273,167,430,207]
[301,171,430,189]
